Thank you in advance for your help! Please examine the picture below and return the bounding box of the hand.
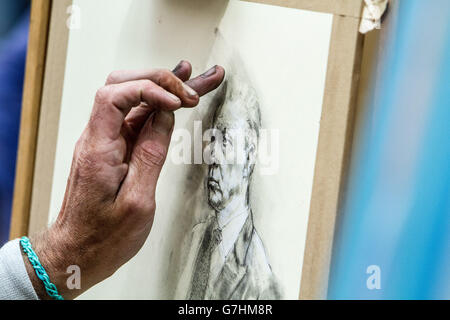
[23,61,225,299]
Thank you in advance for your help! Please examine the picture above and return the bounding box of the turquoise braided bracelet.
[20,236,64,300]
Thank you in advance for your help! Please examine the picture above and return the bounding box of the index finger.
[106,63,226,101]
[88,79,181,141]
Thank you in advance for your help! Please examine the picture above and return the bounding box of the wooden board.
[243,0,364,17]
[11,0,365,299]
[9,0,52,239]
[28,0,73,236]
[300,15,364,300]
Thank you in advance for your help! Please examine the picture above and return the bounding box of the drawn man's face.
[207,101,256,212]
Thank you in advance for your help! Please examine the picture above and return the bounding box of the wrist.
[21,227,80,300]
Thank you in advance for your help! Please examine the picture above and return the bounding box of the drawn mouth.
[207,178,220,190]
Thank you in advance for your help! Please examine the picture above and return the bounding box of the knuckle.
[156,69,176,85]
[122,196,155,215]
[134,142,167,167]
[157,69,172,79]
[141,79,154,91]
[123,197,140,214]
[95,86,113,105]
[106,71,121,84]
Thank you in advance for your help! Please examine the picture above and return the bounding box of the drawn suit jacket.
[176,214,282,300]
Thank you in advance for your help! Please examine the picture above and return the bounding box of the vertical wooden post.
[9,0,52,239]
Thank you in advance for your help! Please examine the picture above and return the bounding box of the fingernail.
[201,66,217,78]
[172,60,184,74]
[167,91,181,104]
[153,111,174,135]
[182,83,198,97]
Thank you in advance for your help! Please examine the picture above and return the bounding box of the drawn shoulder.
[246,229,273,274]
[246,229,284,299]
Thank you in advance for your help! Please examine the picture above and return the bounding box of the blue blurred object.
[329,0,450,299]
[0,0,29,44]
[0,8,30,246]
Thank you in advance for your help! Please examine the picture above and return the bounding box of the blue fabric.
[0,9,29,246]
[329,0,450,299]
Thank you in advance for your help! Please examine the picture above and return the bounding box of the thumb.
[117,111,174,208]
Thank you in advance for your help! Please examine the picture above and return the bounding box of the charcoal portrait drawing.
[176,73,283,300]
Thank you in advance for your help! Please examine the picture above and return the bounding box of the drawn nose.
[209,140,220,165]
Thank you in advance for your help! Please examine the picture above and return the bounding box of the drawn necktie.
[189,225,222,300]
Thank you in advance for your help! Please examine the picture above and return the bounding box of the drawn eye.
[211,135,216,143]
